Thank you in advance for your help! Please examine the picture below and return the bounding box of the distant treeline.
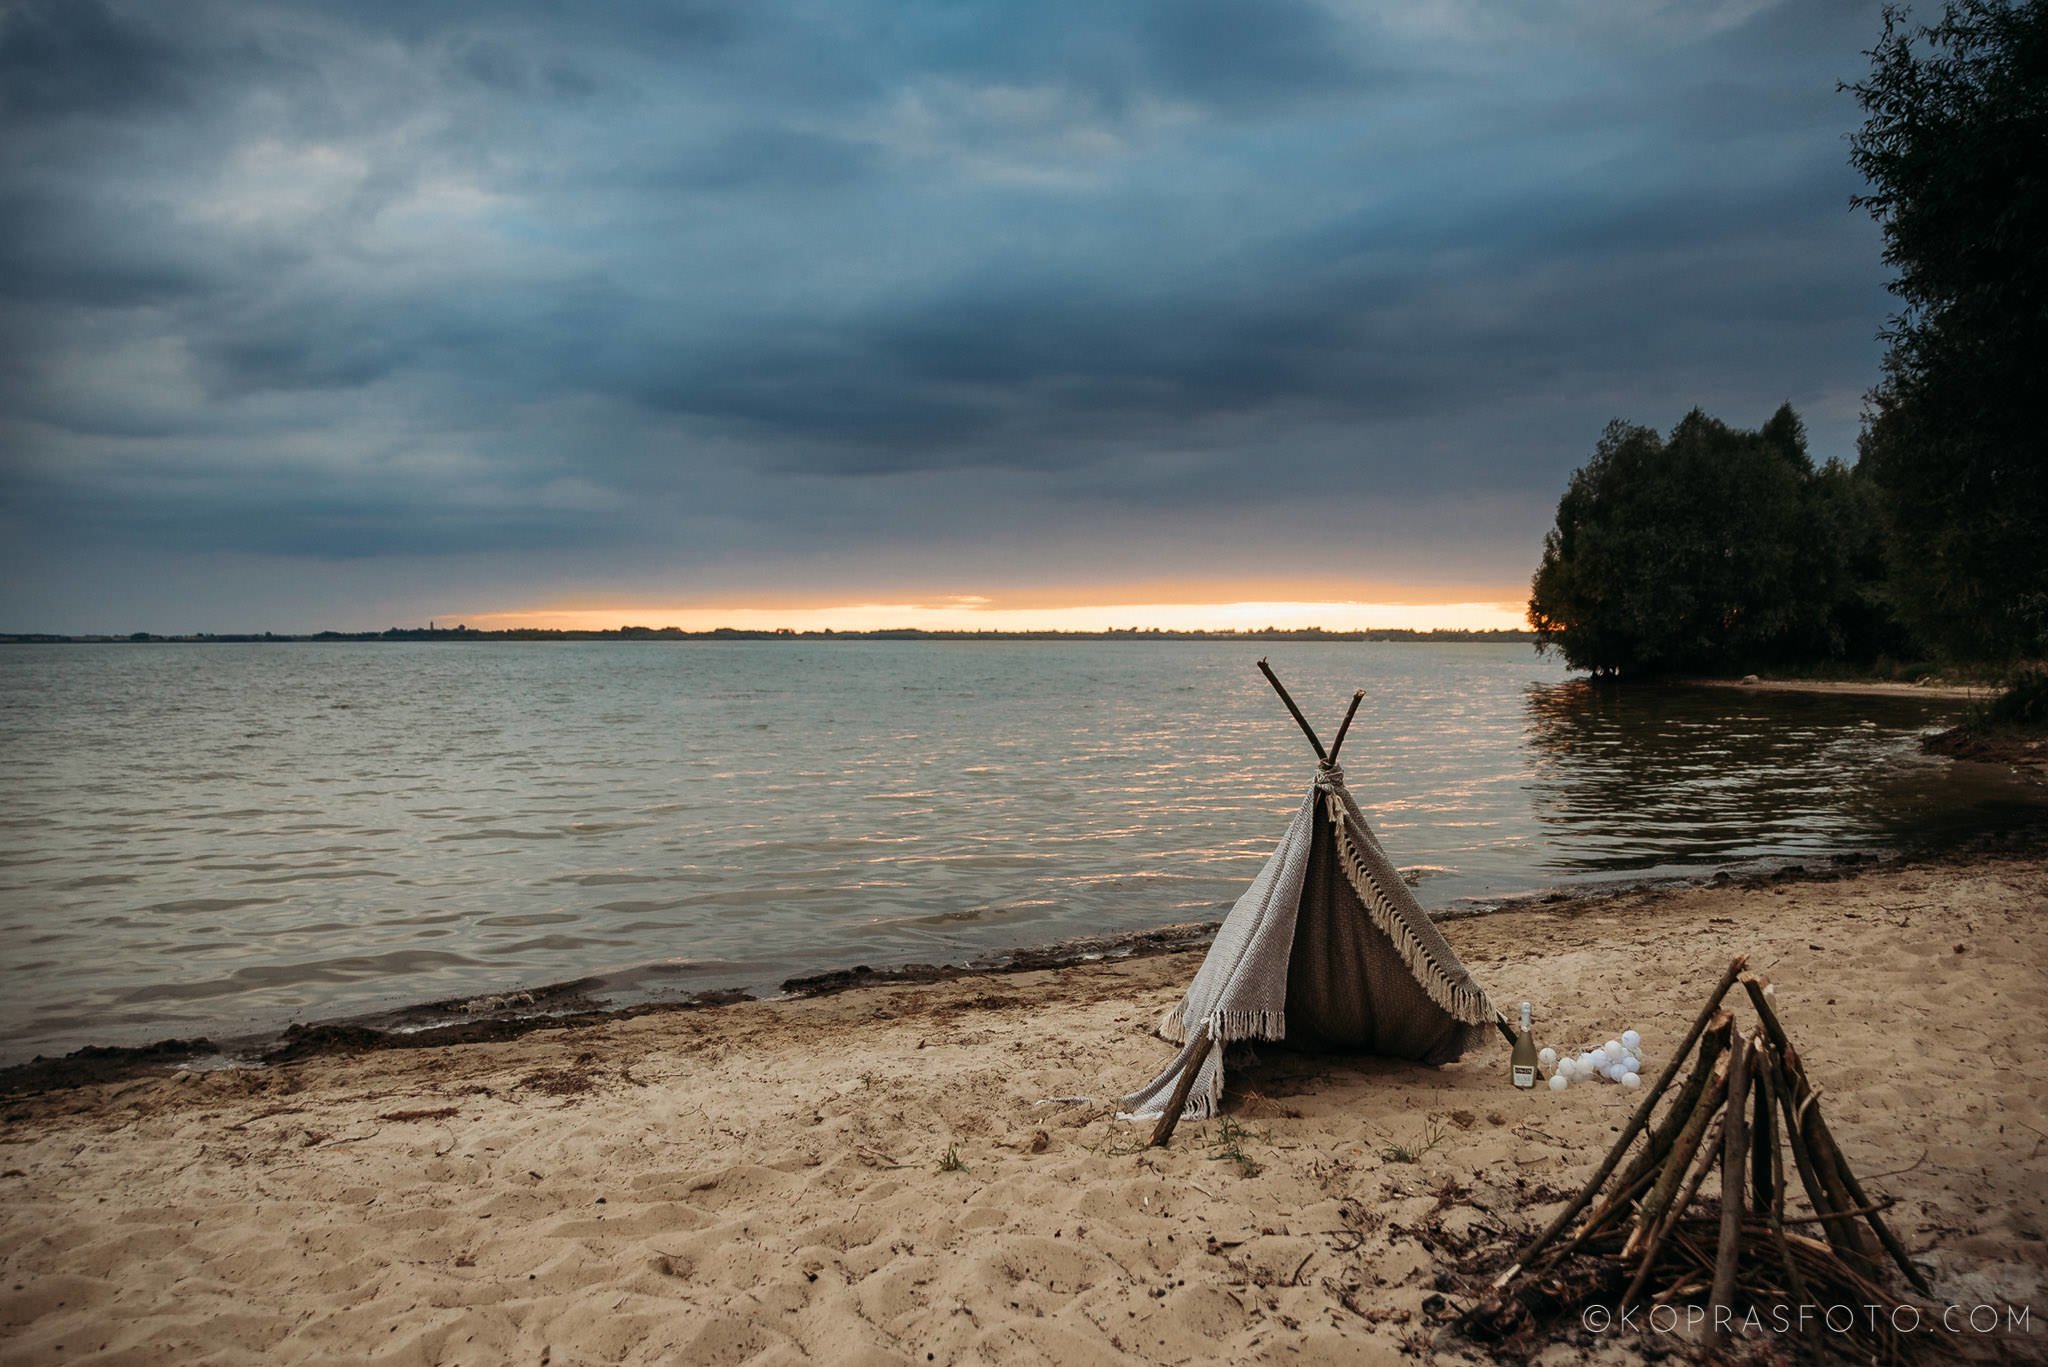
[1530,1,2046,683]
[0,626,1538,645]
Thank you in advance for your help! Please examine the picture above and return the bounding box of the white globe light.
[1622,1029,1641,1052]
[1603,1040,1624,1061]
[1548,1073,1569,1091]
[1621,1056,1640,1075]
[1538,1047,1558,1068]
[1622,1072,1641,1088]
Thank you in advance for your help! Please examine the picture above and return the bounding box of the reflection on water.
[1521,682,2036,873]
[0,643,2038,1061]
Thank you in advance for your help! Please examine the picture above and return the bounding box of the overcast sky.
[0,0,1895,632]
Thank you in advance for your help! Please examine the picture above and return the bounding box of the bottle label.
[1512,1064,1536,1089]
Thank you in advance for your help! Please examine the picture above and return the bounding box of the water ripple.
[0,641,2036,1061]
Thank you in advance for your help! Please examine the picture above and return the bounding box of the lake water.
[0,642,2037,1063]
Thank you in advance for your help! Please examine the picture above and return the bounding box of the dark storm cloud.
[624,160,1877,476]
[1146,0,1405,110]
[0,0,1900,629]
[0,0,191,120]
[865,0,1393,116]
[0,187,215,306]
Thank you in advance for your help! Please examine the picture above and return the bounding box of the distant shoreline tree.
[1528,406,1910,677]
[1847,0,2048,665]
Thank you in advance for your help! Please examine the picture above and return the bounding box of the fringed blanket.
[1120,763,1497,1122]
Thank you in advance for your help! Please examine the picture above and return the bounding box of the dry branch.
[1255,659,1327,760]
[1148,1024,1211,1148]
[1627,1057,1728,1253]
[1498,955,1747,1284]
[1709,1033,1754,1341]
[1468,960,1961,1360]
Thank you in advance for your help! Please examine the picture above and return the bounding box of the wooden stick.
[1255,659,1327,760]
[1550,1161,1658,1264]
[1710,1033,1754,1341]
[1620,1112,1724,1310]
[1552,1173,1649,1259]
[1819,1125,1933,1295]
[1325,689,1365,764]
[1772,1045,1873,1276]
[1612,1013,1733,1200]
[1756,1044,1813,1313]
[1782,1045,1879,1278]
[1779,1199,1902,1226]
[1750,1038,1775,1211]
[1497,954,1747,1283]
[1148,1024,1211,1148]
[1744,976,1903,1285]
[1770,1047,1858,1267]
[1627,1059,1728,1254]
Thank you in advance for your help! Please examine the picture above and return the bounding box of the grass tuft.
[1380,1115,1450,1165]
[1206,1117,1268,1178]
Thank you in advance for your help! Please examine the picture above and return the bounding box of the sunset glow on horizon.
[460,595,1531,635]
[3,3,1893,636]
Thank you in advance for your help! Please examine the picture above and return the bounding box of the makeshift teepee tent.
[1123,662,1506,1139]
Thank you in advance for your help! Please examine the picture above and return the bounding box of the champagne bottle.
[1511,1001,1538,1089]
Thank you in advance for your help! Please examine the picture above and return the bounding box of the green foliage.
[1379,1115,1449,1165]
[1528,407,1908,676]
[1987,667,2048,727]
[1848,0,2048,665]
[1205,1117,1267,1178]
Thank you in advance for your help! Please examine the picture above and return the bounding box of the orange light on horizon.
[457,596,1530,634]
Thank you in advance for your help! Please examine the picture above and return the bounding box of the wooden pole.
[1750,1040,1775,1211]
[1148,1024,1211,1148]
[1826,1135,1934,1295]
[1612,1013,1733,1201]
[1743,975,1924,1291]
[1627,1059,1728,1254]
[1497,955,1747,1284]
[1756,1046,1814,1315]
[1709,1034,1754,1342]
[1255,659,1327,761]
[1325,689,1365,764]
[1620,1111,1724,1311]
[1769,1047,1861,1269]
[1780,1041,1879,1279]
[1550,1160,1659,1263]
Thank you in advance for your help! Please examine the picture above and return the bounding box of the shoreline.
[0,842,1976,1100]
[3,846,2043,1362]
[1678,674,1995,701]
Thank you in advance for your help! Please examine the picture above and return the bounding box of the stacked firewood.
[1463,956,2012,1362]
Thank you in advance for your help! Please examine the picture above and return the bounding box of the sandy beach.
[4,850,2046,1365]
[1680,676,1997,702]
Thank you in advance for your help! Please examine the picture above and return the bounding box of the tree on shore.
[1848,0,2048,665]
[1528,406,1904,677]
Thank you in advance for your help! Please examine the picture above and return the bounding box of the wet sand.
[1681,675,1995,701]
[4,852,2046,1364]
